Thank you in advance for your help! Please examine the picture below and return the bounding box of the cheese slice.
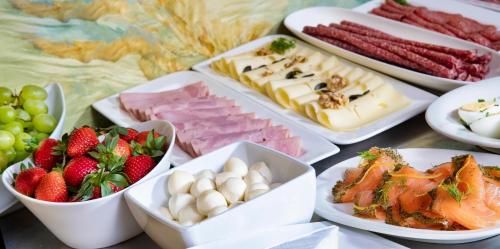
[275,79,324,108]
[305,102,323,122]
[291,92,320,114]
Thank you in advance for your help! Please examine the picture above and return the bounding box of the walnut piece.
[256,47,272,56]
[326,75,347,92]
[319,92,348,109]
[284,55,307,68]
[261,69,274,77]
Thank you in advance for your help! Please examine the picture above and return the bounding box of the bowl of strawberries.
[1,120,175,248]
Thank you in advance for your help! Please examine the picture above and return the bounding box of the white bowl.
[2,120,175,248]
[0,83,66,216]
[124,141,316,249]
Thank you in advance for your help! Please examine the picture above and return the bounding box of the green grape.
[0,151,8,172]
[23,121,34,131]
[0,87,13,105]
[15,109,31,121]
[20,85,47,101]
[13,149,29,163]
[33,132,49,141]
[3,147,16,162]
[13,132,31,151]
[0,130,15,150]
[33,114,57,133]
[0,106,16,124]
[3,121,23,135]
[22,99,48,116]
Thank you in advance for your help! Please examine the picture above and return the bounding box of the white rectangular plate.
[193,35,437,144]
[92,71,339,166]
[354,0,500,29]
[284,7,500,91]
[315,148,500,244]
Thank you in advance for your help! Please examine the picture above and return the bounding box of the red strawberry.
[33,138,63,171]
[106,138,131,158]
[91,183,123,199]
[35,171,68,202]
[67,127,99,157]
[63,157,98,188]
[124,155,156,184]
[119,128,138,142]
[15,167,47,196]
[134,131,160,146]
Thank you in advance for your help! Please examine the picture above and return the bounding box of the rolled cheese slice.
[240,58,292,87]
[275,80,324,108]
[340,76,384,99]
[230,57,273,80]
[318,107,360,131]
[305,102,323,122]
[344,67,365,84]
[290,92,320,114]
[265,77,319,99]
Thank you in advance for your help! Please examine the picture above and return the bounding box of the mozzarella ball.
[207,206,228,218]
[270,183,282,189]
[190,178,216,197]
[229,201,244,209]
[220,177,247,204]
[244,169,269,186]
[168,171,195,195]
[245,188,269,201]
[168,193,195,219]
[215,172,239,189]
[158,206,173,220]
[196,169,215,180]
[223,157,248,177]
[196,190,227,215]
[249,162,272,183]
[248,182,270,192]
[178,205,204,226]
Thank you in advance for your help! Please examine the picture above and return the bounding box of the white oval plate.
[315,148,500,244]
[426,78,500,150]
[284,7,500,91]
[193,35,437,145]
[0,83,66,216]
[92,71,339,166]
[354,0,500,32]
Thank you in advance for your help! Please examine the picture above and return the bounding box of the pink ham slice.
[119,82,209,113]
[177,118,272,147]
[258,137,303,157]
[134,96,218,121]
[144,97,236,121]
[152,106,242,124]
[174,113,256,131]
[190,126,290,157]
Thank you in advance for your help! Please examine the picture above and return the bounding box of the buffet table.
[1,111,499,248]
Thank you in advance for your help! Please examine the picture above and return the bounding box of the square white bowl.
[124,141,316,249]
[0,83,66,216]
[2,120,175,248]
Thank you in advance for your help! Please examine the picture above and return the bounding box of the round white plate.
[315,148,500,244]
[0,83,66,215]
[426,79,500,150]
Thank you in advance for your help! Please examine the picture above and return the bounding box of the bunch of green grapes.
[0,85,57,172]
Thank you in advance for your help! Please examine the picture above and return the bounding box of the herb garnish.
[394,0,408,5]
[442,183,464,204]
[270,38,296,55]
[358,150,378,161]
[478,99,485,102]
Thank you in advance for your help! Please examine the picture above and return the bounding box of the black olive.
[257,64,266,69]
[349,90,370,101]
[272,58,285,64]
[243,65,252,72]
[302,73,314,78]
[285,70,302,79]
[314,82,327,90]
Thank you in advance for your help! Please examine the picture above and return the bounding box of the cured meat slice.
[143,97,236,121]
[313,35,370,56]
[190,126,290,156]
[174,113,255,131]
[404,13,456,36]
[152,106,242,123]
[119,82,209,111]
[177,118,272,146]
[371,7,404,21]
[131,96,217,121]
[258,136,303,157]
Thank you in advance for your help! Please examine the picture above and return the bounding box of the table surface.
[1,110,499,249]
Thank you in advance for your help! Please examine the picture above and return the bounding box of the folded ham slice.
[152,106,242,123]
[134,96,218,121]
[174,113,256,131]
[258,137,303,157]
[190,126,290,156]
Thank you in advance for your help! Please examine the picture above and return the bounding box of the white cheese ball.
[229,201,244,209]
[215,171,239,189]
[248,182,270,192]
[196,169,215,180]
[196,190,227,215]
[168,171,195,195]
[249,162,272,183]
[223,157,248,177]
[245,188,269,201]
[158,206,173,220]
[168,193,195,219]
[270,183,282,189]
[220,177,247,204]
[244,169,269,186]
[178,205,204,226]
[207,206,228,218]
[190,178,216,197]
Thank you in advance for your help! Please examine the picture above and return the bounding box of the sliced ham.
[258,137,303,157]
[152,106,242,124]
[190,126,290,156]
[134,96,218,121]
[174,113,256,131]
[142,97,235,121]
